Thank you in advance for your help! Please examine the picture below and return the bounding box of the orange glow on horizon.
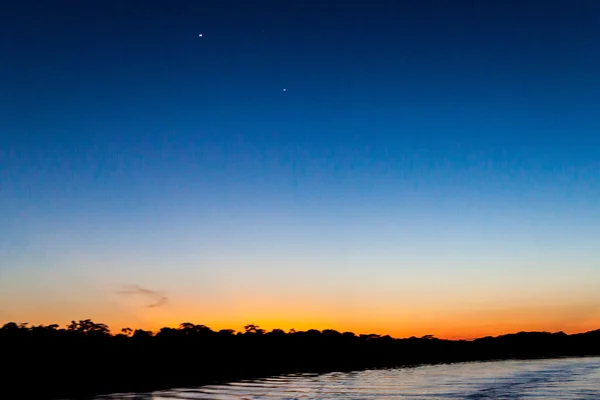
[111,315,600,341]
[2,311,598,340]
[3,285,599,340]
[64,302,600,340]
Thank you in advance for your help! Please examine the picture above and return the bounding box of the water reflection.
[96,356,600,399]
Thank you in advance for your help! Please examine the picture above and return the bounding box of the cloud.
[117,285,168,308]
[148,296,167,308]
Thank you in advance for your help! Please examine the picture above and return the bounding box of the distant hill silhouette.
[2,320,599,399]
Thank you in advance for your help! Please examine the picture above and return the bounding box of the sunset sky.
[1,0,600,339]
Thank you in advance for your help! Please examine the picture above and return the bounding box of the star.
[198,34,203,37]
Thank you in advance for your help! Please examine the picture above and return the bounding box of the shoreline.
[2,322,599,399]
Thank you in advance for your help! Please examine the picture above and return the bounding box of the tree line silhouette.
[2,320,599,399]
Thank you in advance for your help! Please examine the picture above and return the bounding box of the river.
[95,356,600,399]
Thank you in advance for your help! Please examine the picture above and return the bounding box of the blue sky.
[1,0,599,337]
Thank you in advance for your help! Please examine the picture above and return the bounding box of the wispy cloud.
[148,296,167,308]
[117,285,168,308]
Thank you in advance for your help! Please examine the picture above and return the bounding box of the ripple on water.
[96,356,600,400]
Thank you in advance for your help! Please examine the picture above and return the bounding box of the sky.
[1,0,600,339]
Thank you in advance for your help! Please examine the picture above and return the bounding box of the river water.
[96,356,600,399]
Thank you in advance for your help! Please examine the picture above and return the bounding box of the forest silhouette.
[2,320,600,399]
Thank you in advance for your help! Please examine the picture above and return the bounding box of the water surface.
[97,356,600,399]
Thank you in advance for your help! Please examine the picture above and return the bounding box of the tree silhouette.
[132,329,153,339]
[1,322,19,331]
[67,319,110,335]
[218,329,235,336]
[1,319,599,400]
[243,323,265,335]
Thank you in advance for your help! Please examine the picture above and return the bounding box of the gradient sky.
[1,0,600,339]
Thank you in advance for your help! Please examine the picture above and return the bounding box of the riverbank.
[2,321,599,399]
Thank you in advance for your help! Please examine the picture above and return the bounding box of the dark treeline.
[3,320,600,399]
